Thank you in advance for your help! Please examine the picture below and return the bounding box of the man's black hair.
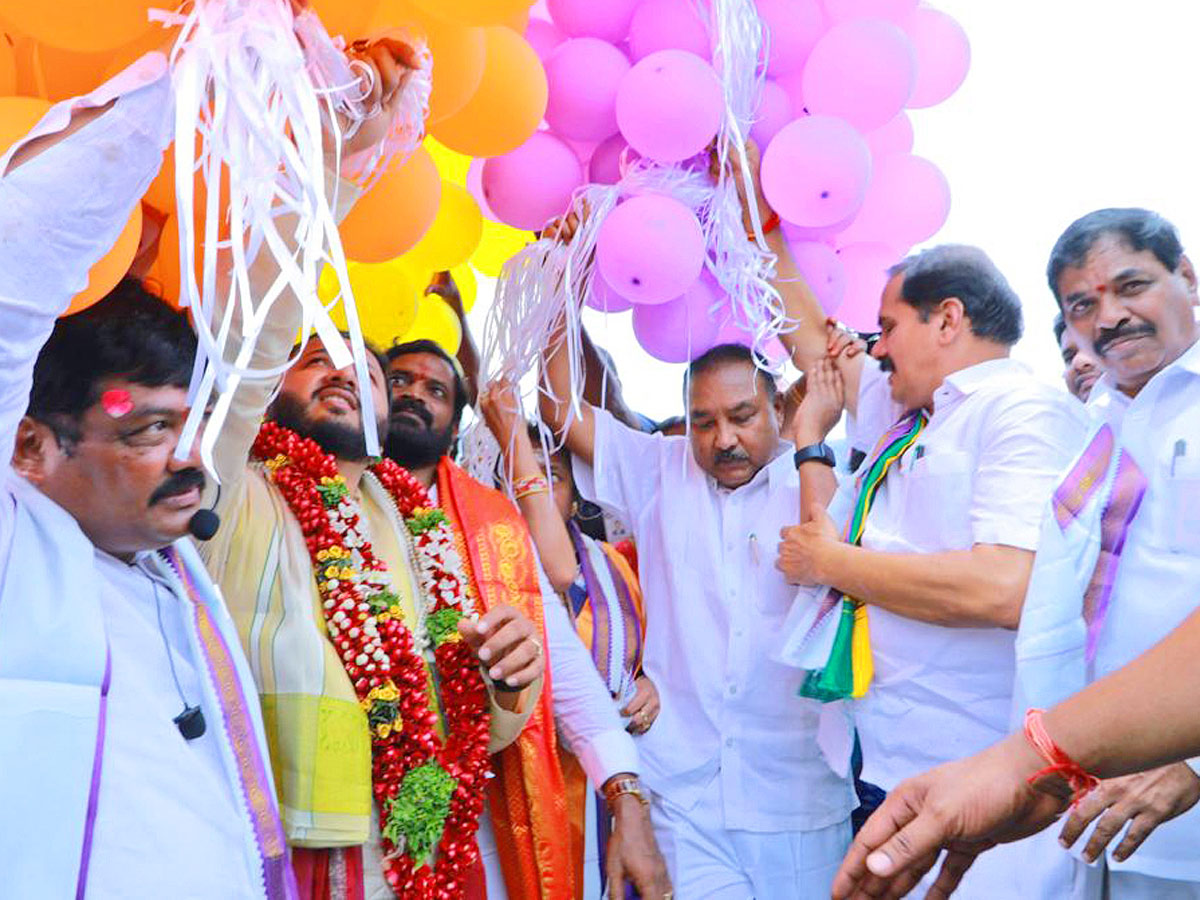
[1053,312,1067,345]
[887,245,1023,346]
[386,339,469,423]
[684,343,777,402]
[295,331,391,384]
[1046,208,1184,304]
[29,278,196,451]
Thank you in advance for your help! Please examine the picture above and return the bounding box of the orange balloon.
[410,0,533,27]
[366,1,486,125]
[498,8,531,32]
[0,1,170,54]
[149,214,184,306]
[10,27,170,103]
[0,33,16,95]
[339,145,442,263]
[0,95,51,148]
[310,0,384,39]
[65,202,143,314]
[430,26,547,158]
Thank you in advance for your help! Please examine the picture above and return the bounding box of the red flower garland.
[252,422,491,898]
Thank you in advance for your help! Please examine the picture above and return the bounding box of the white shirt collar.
[932,356,1028,411]
[1087,334,1200,414]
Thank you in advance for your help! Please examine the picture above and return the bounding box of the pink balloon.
[545,38,630,142]
[628,0,711,62]
[525,17,565,62]
[802,19,916,132]
[589,134,638,184]
[756,0,826,77]
[822,0,918,24]
[616,50,724,163]
[790,240,846,315]
[864,111,913,157]
[761,115,871,227]
[837,154,950,248]
[467,158,500,222]
[837,241,902,330]
[903,7,970,108]
[548,0,641,43]
[775,70,807,114]
[750,79,794,149]
[482,132,585,231]
[783,215,850,245]
[596,194,706,305]
[585,272,634,313]
[632,276,722,362]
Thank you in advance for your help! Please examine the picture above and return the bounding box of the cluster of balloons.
[0,0,550,354]
[476,0,969,360]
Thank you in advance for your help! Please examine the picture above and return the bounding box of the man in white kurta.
[1017,208,1200,899]
[775,245,1087,898]
[0,57,292,898]
[543,340,856,899]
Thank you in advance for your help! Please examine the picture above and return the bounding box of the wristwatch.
[793,441,837,469]
[602,776,649,809]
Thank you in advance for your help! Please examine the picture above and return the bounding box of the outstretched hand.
[833,734,1071,900]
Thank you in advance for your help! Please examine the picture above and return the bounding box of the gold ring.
[530,637,543,658]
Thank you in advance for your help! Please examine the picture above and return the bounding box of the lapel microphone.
[187,482,222,541]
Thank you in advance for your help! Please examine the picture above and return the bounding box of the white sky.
[468,0,1200,422]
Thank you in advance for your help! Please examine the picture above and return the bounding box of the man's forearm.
[819,543,1029,628]
[769,230,832,374]
[1046,606,1200,778]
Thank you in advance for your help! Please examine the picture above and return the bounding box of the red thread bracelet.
[748,210,781,241]
[1023,708,1100,804]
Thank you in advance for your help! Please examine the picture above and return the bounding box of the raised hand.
[478,379,525,449]
[342,37,422,156]
[792,357,845,447]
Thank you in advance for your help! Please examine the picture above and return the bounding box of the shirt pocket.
[901,449,975,549]
[1158,456,1200,555]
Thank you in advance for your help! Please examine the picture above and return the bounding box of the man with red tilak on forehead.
[1011,208,1200,900]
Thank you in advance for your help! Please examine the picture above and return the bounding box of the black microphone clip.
[174,705,207,740]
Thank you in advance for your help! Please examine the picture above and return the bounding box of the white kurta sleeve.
[970,392,1088,550]
[540,568,639,787]
[571,408,669,526]
[0,56,172,535]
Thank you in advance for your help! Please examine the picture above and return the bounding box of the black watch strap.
[793,442,837,469]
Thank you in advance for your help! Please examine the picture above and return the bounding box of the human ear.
[11,417,59,484]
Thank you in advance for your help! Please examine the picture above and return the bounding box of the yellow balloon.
[450,263,478,313]
[471,218,533,277]
[319,259,419,349]
[424,136,471,186]
[399,294,463,354]
[403,182,483,272]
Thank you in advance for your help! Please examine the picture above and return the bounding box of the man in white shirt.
[769,239,1087,897]
[541,325,857,895]
[384,340,670,898]
[1056,312,1103,402]
[0,59,293,898]
[1017,207,1200,899]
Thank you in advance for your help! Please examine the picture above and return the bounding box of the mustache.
[391,396,433,429]
[714,447,750,465]
[878,356,895,373]
[1095,322,1155,357]
[148,468,206,506]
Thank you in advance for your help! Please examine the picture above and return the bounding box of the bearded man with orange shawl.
[382,340,671,900]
